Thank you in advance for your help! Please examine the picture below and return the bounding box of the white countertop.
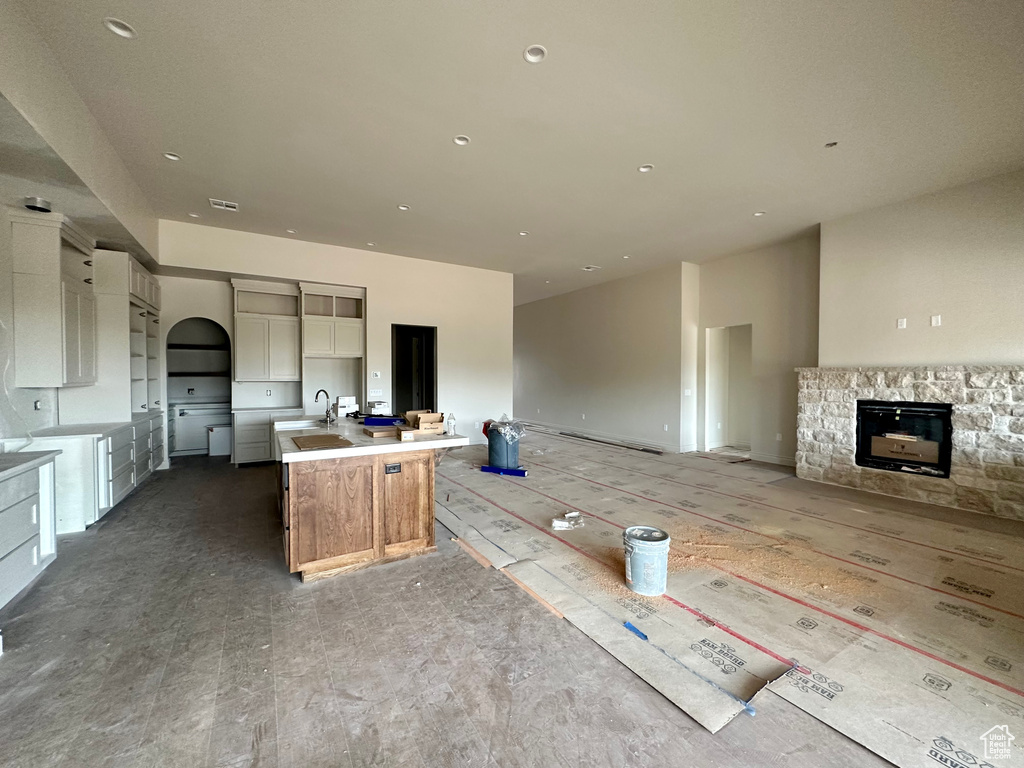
[17,411,164,439]
[231,406,303,414]
[0,450,62,482]
[277,419,469,463]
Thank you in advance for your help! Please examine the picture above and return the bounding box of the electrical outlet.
[536,408,540,414]
[266,389,272,396]
[33,400,41,411]
[776,433,783,441]
[684,389,692,396]
[931,315,941,327]
[717,422,722,430]
[581,413,585,420]
[663,424,669,432]
[369,388,383,397]
[897,318,907,329]
[474,422,481,430]
[371,371,381,379]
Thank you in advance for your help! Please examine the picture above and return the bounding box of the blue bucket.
[623,525,671,596]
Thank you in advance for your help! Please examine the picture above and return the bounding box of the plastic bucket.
[623,526,671,596]
[487,428,520,469]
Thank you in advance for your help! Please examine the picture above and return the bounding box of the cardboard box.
[405,411,444,429]
[363,425,398,439]
[397,425,416,442]
[367,400,391,415]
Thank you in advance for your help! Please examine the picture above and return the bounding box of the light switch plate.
[371,371,381,379]
[369,388,383,397]
[931,315,941,327]
[684,389,692,396]
[897,318,907,329]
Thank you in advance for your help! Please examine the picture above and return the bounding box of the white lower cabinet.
[0,452,58,612]
[233,409,303,465]
[1,413,164,534]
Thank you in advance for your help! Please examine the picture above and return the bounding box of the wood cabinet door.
[332,318,364,356]
[234,316,270,380]
[380,451,433,555]
[302,318,334,356]
[78,291,97,384]
[289,456,376,572]
[268,317,300,380]
[61,280,81,384]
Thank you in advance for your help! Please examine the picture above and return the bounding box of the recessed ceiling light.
[638,164,654,173]
[286,229,297,234]
[623,255,630,259]
[545,280,550,284]
[397,204,410,211]
[187,212,200,218]
[519,231,529,236]
[825,141,839,148]
[524,45,547,64]
[366,242,376,247]
[103,18,137,39]
[753,211,766,217]
[582,265,602,272]
[163,152,181,161]
[453,135,471,146]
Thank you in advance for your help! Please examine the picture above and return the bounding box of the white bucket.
[623,525,671,596]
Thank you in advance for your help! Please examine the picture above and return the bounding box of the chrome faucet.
[315,389,335,425]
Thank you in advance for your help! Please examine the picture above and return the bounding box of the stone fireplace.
[795,366,1024,520]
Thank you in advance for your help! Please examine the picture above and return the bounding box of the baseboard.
[523,419,682,454]
[750,451,796,467]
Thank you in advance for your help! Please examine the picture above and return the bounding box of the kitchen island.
[275,420,469,582]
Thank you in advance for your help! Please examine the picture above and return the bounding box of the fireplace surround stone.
[795,366,1024,520]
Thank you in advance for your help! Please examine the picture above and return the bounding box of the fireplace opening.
[855,400,953,478]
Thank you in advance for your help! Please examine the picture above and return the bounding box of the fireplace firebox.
[855,400,953,478]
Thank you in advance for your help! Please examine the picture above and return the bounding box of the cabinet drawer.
[110,443,134,478]
[134,418,152,435]
[0,535,41,610]
[0,494,39,559]
[152,444,165,469]
[235,412,271,427]
[109,426,134,452]
[236,425,271,444]
[236,443,271,463]
[151,427,165,448]
[0,469,38,509]
[111,465,134,505]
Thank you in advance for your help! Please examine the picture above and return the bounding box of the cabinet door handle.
[155,400,160,405]
[153,319,159,324]
[84,260,93,267]
[140,311,146,317]
[84,278,93,284]
[141,404,148,409]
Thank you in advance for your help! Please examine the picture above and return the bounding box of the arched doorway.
[166,318,232,456]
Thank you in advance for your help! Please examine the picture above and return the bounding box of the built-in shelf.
[167,343,229,351]
[131,377,145,382]
[167,372,231,378]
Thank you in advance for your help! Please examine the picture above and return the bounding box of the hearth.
[855,400,953,478]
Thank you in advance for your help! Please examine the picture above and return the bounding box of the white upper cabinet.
[299,283,365,358]
[231,279,301,382]
[10,209,97,387]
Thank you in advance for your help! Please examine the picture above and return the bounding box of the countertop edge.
[281,435,470,463]
[0,450,62,482]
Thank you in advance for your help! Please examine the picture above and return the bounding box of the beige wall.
[820,170,1024,367]
[698,234,820,465]
[0,3,158,258]
[514,263,698,452]
[726,324,753,449]
[0,204,59,440]
[158,221,512,443]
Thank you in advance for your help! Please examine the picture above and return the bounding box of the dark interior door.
[392,324,436,415]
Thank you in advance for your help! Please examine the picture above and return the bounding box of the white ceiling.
[17,0,1024,303]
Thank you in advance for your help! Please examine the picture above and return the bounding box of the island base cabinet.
[285,450,435,580]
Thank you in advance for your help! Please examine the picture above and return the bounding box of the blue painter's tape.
[623,622,648,641]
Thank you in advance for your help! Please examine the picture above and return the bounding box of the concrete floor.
[0,455,894,768]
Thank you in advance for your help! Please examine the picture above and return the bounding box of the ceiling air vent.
[581,265,602,272]
[209,198,239,211]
